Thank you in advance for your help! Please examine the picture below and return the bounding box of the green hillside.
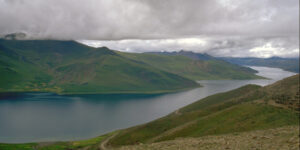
[0,39,199,94]
[118,51,262,80]
[107,74,299,147]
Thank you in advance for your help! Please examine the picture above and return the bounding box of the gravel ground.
[114,126,299,150]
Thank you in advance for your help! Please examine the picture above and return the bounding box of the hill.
[119,51,261,80]
[107,74,299,147]
[220,57,299,73]
[0,39,198,94]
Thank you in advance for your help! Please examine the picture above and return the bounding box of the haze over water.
[0,66,296,143]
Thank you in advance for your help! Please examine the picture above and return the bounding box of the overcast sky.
[0,0,299,58]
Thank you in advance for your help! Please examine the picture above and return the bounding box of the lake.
[0,66,296,143]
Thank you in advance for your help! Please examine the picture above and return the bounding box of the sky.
[0,0,299,58]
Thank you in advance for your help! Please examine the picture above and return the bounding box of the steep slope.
[107,74,299,147]
[220,57,299,73]
[0,40,198,94]
[119,51,261,80]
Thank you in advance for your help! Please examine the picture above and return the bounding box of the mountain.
[0,39,199,94]
[0,40,262,94]
[107,74,299,147]
[1,75,298,150]
[220,57,299,73]
[3,33,27,40]
[121,50,261,80]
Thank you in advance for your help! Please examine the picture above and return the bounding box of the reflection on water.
[0,66,297,143]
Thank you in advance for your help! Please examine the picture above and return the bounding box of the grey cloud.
[207,36,299,58]
[0,0,298,40]
[79,36,299,58]
[0,0,298,58]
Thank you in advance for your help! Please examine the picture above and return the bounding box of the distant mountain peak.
[97,46,110,50]
[2,32,27,40]
[147,50,214,61]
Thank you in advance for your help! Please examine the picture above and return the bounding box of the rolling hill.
[0,39,262,94]
[220,57,299,73]
[118,51,261,80]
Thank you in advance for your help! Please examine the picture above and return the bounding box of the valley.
[0,1,298,150]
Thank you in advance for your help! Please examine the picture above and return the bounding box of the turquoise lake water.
[0,66,296,143]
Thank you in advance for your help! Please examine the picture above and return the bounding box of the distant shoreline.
[0,84,201,98]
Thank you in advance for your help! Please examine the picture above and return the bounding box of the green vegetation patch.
[0,134,110,150]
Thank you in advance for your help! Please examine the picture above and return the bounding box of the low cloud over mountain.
[1,0,299,57]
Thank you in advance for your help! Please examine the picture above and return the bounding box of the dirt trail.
[99,133,118,150]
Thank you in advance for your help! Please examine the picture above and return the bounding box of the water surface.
[0,66,296,143]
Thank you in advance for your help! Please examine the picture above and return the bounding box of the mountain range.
[0,39,261,94]
[142,50,260,80]
[220,57,299,73]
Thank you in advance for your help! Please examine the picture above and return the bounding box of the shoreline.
[0,75,268,97]
[0,84,201,98]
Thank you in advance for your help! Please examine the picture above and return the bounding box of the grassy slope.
[118,52,262,80]
[107,74,299,147]
[0,40,199,94]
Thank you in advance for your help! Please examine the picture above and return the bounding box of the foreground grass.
[0,133,112,150]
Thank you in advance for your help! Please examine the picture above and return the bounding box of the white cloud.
[0,0,298,40]
[249,43,299,58]
[78,36,299,58]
